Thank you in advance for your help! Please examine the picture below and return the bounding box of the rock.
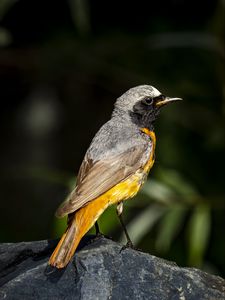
[0,237,224,300]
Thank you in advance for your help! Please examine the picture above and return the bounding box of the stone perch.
[0,237,224,299]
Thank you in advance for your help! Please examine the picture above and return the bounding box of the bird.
[49,85,182,268]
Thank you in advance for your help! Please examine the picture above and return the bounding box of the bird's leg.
[94,221,102,237]
[116,202,134,249]
[93,221,112,240]
[87,221,104,246]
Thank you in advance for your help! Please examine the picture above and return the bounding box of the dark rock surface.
[0,237,224,300]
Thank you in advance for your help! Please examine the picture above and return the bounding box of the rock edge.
[0,237,224,300]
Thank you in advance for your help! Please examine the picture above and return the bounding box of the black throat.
[129,109,159,131]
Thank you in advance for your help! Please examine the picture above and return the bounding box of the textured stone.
[0,237,224,300]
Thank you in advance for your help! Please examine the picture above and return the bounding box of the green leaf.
[187,203,211,267]
[156,204,187,253]
[156,167,200,204]
[0,27,12,46]
[142,179,176,204]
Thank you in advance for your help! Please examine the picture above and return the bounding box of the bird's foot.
[88,233,113,246]
[120,240,135,253]
[119,240,143,253]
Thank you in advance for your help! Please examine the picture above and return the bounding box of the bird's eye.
[143,97,153,105]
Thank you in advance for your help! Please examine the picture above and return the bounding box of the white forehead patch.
[133,85,161,101]
[151,86,161,97]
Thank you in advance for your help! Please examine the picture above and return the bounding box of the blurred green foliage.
[0,0,224,277]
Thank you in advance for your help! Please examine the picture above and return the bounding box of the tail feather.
[49,196,110,268]
[49,218,78,268]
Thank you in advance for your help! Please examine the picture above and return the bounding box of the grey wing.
[56,143,151,218]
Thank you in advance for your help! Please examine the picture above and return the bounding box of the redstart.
[49,85,182,268]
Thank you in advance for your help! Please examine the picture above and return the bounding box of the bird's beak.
[156,97,182,107]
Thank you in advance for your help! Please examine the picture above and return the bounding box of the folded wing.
[56,143,151,218]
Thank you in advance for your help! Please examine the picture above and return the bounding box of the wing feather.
[56,143,151,217]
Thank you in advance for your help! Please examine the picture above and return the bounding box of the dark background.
[0,0,224,276]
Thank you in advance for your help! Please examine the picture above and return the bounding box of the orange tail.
[49,196,110,268]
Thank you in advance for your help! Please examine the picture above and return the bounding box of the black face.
[129,94,170,129]
[129,92,181,128]
[133,94,166,116]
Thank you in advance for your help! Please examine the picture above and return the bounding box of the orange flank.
[49,129,156,268]
[141,128,156,173]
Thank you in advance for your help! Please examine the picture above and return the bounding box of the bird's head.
[113,85,182,129]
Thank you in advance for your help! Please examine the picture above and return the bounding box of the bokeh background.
[0,0,224,276]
